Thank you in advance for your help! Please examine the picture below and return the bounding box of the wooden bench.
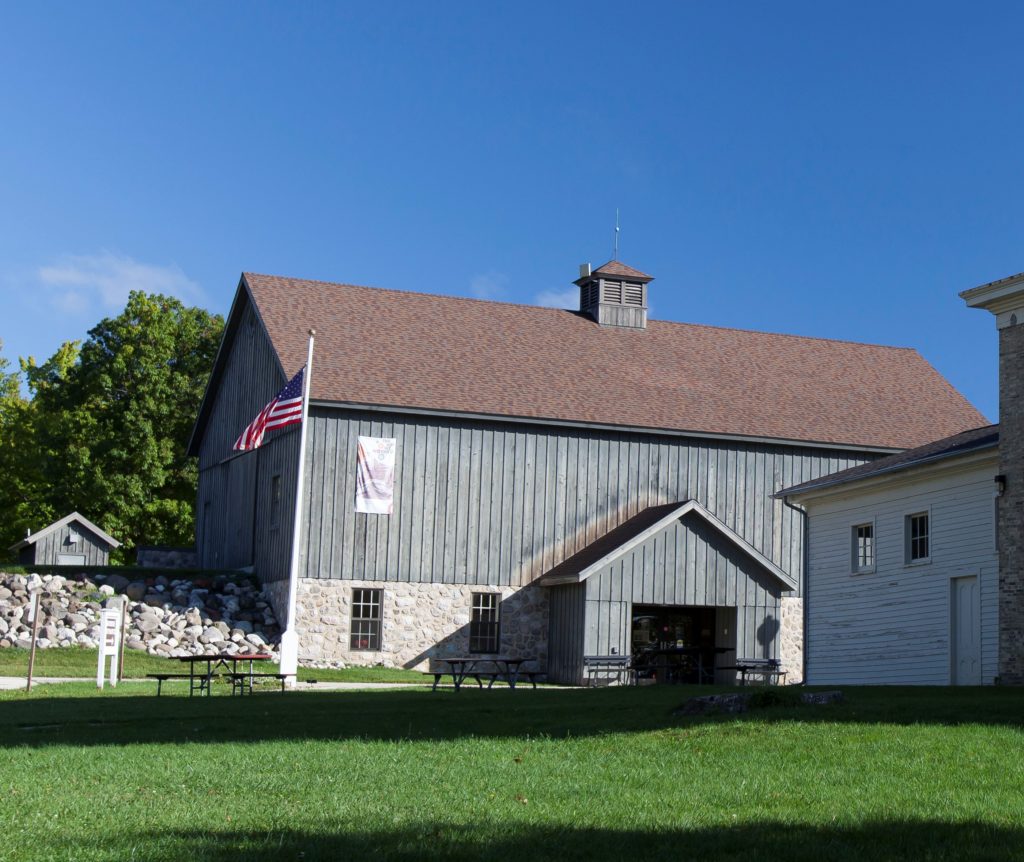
[227,672,288,695]
[582,655,633,687]
[719,658,788,686]
[146,673,194,696]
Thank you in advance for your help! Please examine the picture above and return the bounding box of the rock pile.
[0,571,281,658]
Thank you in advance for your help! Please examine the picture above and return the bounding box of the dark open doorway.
[631,605,736,684]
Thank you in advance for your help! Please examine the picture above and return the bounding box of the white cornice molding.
[960,274,1024,329]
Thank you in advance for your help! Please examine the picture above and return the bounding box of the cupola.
[575,260,653,329]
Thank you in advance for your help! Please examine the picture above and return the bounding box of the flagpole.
[279,328,315,685]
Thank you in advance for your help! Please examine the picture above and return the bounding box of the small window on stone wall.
[350,588,382,650]
[469,593,500,653]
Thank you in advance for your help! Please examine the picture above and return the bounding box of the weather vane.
[613,208,620,260]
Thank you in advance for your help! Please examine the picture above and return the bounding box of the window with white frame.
[906,512,930,563]
[852,523,874,573]
[350,589,382,650]
[469,593,500,653]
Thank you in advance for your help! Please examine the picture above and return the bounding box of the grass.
[0,683,1021,861]
[0,647,426,684]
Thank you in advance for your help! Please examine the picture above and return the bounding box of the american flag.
[233,367,306,451]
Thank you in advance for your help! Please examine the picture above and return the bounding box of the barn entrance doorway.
[631,605,736,684]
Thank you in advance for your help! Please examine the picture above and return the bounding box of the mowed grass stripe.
[0,686,1022,861]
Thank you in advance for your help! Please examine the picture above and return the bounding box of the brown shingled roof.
[591,260,653,280]
[239,273,986,450]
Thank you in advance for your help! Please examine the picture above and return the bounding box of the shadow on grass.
[65,820,1024,862]
[1,684,1023,749]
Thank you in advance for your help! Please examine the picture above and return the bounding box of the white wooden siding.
[804,459,998,685]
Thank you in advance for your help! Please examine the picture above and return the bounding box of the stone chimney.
[575,260,653,329]
[962,271,1024,684]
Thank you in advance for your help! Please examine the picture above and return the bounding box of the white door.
[951,576,981,685]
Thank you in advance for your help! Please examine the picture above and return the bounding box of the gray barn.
[10,512,120,567]
[188,261,985,683]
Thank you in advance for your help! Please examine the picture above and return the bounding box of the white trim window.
[906,512,930,563]
[469,593,500,653]
[851,522,875,574]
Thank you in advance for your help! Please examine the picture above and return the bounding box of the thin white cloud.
[534,287,579,309]
[38,251,204,315]
[468,271,508,300]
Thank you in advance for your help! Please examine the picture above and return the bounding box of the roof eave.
[777,441,999,501]
[186,275,287,457]
[539,499,797,591]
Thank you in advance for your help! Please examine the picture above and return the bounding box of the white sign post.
[25,591,41,693]
[97,606,122,689]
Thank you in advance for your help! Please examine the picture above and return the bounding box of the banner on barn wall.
[356,436,397,514]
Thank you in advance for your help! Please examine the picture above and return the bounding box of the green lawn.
[0,647,425,683]
[0,684,1021,861]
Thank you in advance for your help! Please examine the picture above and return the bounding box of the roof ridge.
[244,272,919,352]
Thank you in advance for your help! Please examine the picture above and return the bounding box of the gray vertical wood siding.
[196,296,289,571]
[297,407,867,592]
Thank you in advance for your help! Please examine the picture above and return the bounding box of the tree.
[13,293,223,559]
[0,341,46,550]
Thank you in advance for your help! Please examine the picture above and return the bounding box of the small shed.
[8,512,121,567]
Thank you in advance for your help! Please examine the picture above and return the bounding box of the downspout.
[783,496,809,686]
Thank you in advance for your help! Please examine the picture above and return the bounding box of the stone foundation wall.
[136,546,198,569]
[779,596,804,684]
[266,579,549,670]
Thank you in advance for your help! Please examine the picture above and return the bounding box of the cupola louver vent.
[574,261,653,329]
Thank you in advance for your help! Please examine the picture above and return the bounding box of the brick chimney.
[962,272,1024,684]
[575,260,653,329]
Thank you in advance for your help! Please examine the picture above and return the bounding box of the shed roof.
[776,424,999,499]
[8,512,121,552]
[191,271,986,453]
[537,499,797,590]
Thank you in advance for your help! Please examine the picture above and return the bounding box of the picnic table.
[633,646,735,685]
[148,653,277,696]
[429,657,539,692]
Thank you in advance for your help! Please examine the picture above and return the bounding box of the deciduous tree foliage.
[2,293,223,560]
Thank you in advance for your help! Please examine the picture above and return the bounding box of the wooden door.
[951,576,981,685]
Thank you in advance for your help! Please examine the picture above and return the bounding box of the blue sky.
[1,2,1020,421]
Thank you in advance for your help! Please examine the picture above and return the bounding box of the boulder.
[199,626,225,644]
[125,582,147,601]
[800,690,844,706]
[103,574,130,591]
[143,594,166,608]
[135,616,161,634]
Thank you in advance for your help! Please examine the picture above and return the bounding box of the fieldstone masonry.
[779,596,804,684]
[999,318,1024,684]
[266,579,549,670]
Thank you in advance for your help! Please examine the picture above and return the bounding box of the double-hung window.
[350,588,382,650]
[852,523,874,573]
[906,512,930,563]
[469,593,500,653]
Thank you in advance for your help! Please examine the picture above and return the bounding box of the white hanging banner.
[356,436,396,514]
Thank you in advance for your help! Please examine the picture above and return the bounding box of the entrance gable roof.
[537,499,796,590]
[8,511,121,552]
